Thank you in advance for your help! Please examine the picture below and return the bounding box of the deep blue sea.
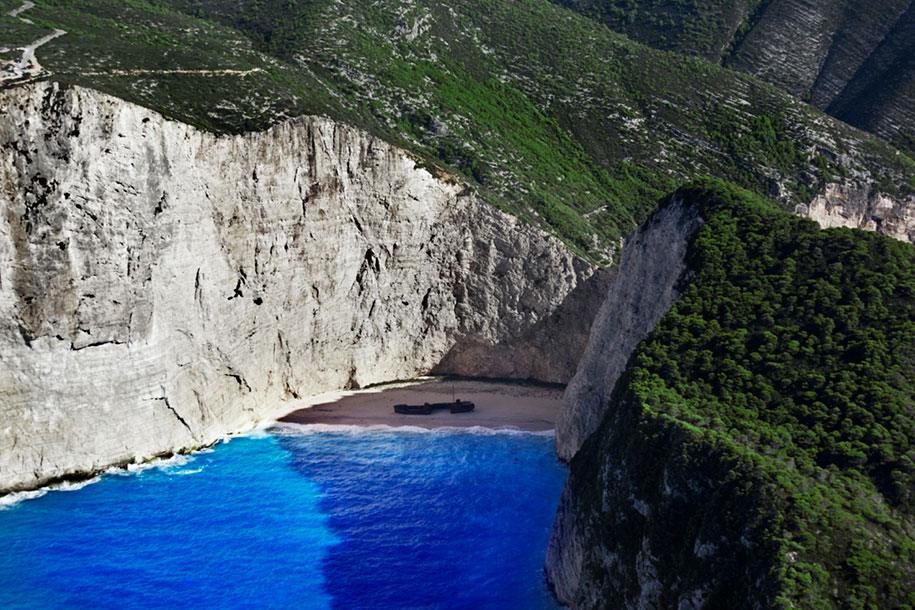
[0,425,567,609]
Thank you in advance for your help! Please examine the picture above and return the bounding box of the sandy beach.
[276,378,564,432]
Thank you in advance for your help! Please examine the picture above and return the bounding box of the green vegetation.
[5,1,915,602]
[0,7,53,49]
[550,0,915,156]
[7,0,911,262]
[610,179,915,607]
[551,0,766,60]
[19,0,336,133]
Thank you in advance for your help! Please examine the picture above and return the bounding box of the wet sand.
[276,378,564,432]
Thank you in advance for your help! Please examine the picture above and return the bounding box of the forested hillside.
[560,180,915,608]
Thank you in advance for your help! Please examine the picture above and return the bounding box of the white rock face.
[554,196,702,461]
[0,82,607,493]
[804,182,915,241]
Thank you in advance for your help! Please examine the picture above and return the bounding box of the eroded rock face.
[555,0,915,151]
[0,82,605,493]
[554,196,702,461]
[725,0,915,150]
[802,182,915,241]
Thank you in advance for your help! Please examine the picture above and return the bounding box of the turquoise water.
[0,425,567,609]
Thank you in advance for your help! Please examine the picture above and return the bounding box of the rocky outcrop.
[557,178,915,463]
[801,182,915,240]
[547,192,742,609]
[0,82,607,494]
[555,195,703,461]
[546,188,775,608]
[546,183,915,608]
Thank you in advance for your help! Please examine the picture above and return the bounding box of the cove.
[0,426,566,609]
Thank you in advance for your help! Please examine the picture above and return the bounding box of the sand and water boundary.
[276,377,563,432]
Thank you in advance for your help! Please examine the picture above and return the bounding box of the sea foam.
[271,421,555,437]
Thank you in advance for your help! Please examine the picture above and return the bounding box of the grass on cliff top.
[621,178,915,608]
[7,0,915,263]
[0,5,54,49]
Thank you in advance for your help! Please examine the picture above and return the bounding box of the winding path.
[2,0,66,81]
[7,0,34,20]
[79,67,265,77]
[2,1,264,81]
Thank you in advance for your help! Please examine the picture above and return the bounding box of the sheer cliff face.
[547,195,776,609]
[547,387,779,610]
[547,186,915,608]
[0,82,606,494]
[549,185,915,603]
[557,181,915,462]
[555,198,702,461]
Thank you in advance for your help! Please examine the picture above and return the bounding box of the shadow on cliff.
[430,266,617,385]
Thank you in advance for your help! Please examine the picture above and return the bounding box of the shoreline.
[1,378,564,505]
[276,378,564,432]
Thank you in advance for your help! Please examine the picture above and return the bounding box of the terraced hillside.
[5,0,914,262]
[553,0,915,153]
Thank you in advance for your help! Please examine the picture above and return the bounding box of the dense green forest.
[596,180,915,607]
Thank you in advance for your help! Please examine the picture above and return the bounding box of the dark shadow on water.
[273,428,566,610]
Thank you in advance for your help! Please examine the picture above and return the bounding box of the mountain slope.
[549,180,915,608]
[8,0,914,263]
[553,0,915,154]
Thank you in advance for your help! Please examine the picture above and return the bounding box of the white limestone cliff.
[554,195,703,461]
[0,82,608,494]
[802,182,915,241]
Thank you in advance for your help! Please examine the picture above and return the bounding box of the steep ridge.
[555,196,703,460]
[549,182,915,608]
[0,82,608,494]
[827,3,915,153]
[553,0,915,153]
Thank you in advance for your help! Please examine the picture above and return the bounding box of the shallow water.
[0,425,566,609]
